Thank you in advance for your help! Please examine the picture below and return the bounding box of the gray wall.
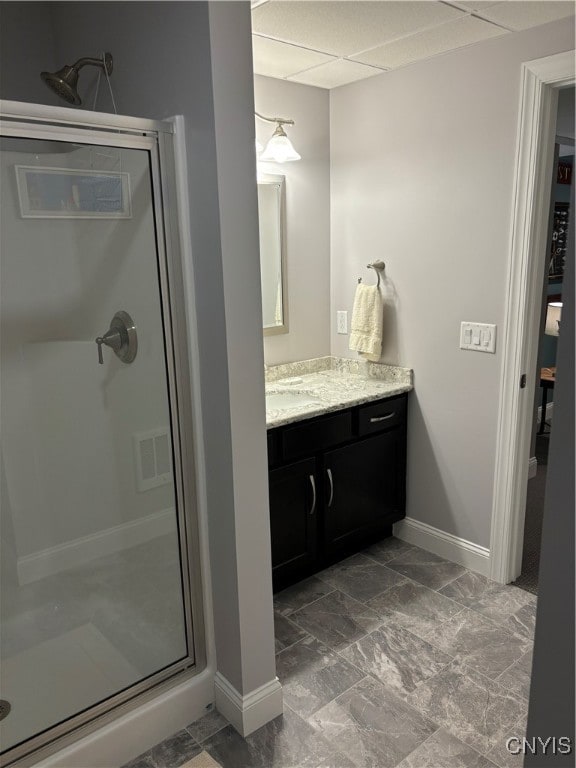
[255,75,331,366]
[330,17,574,549]
[0,0,275,701]
[556,84,575,138]
[0,2,57,103]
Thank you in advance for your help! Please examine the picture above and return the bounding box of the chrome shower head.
[41,65,81,105]
[41,53,113,106]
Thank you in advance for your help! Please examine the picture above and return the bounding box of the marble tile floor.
[123,538,536,768]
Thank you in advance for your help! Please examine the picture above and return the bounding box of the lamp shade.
[260,125,301,163]
[545,301,562,336]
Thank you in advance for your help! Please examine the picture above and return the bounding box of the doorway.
[490,51,575,586]
[513,86,574,595]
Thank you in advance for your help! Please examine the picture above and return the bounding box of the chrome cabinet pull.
[309,474,316,515]
[370,412,395,423]
[327,468,334,507]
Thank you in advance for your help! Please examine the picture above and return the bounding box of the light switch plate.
[460,322,496,353]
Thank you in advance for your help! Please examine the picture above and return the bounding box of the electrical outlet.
[337,310,348,334]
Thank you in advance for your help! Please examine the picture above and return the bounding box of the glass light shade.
[545,301,562,336]
[255,138,263,153]
[260,134,301,163]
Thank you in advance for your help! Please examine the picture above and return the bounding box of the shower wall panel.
[1,144,174,569]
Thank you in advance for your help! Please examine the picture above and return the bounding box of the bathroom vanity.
[265,358,412,592]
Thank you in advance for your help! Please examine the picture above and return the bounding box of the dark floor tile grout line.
[275,634,310,659]
[303,673,373,721]
[186,715,228,745]
[430,567,469,592]
[494,648,532,687]
[277,584,337,618]
[365,576,472,632]
[393,726,443,766]
[313,571,406,608]
[456,599,537,643]
[284,620,379,656]
[456,659,529,707]
[275,629,315,656]
[340,616,456,668]
[288,584,376,617]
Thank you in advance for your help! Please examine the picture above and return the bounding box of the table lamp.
[545,301,562,336]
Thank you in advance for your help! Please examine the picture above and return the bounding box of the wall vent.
[134,428,173,492]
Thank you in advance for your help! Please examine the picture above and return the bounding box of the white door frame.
[490,51,575,584]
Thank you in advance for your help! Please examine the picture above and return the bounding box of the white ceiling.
[251,1,575,89]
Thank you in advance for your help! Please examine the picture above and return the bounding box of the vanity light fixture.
[255,111,301,163]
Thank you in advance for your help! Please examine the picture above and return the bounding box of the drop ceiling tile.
[478,1,575,30]
[252,1,465,57]
[252,35,335,78]
[287,59,385,89]
[353,15,507,70]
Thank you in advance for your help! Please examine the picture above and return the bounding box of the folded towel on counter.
[349,283,383,362]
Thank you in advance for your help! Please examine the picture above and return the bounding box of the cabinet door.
[323,429,405,559]
[269,457,317,591]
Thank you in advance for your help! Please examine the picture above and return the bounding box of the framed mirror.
[258,173,288,335]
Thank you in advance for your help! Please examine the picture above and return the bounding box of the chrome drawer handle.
[370,412,395,423]
[309,474,316,515]
[327,468,334,507]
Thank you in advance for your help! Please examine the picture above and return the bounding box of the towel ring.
[358,260,385,288]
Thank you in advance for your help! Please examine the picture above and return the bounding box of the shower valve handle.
[95,311,137,365]
[95,330,121,364]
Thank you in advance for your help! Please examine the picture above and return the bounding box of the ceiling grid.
[251,0,575,88]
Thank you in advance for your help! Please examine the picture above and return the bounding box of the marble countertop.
[265,356,413,429]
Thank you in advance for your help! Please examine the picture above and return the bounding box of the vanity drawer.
[357,395,406,436]
[281,411,352,461]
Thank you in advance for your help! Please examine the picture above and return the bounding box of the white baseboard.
[17,508,176,585]
[393,517,491,577]
[528,456,538,479]
[537,400,554,426]
[214,672,283,737]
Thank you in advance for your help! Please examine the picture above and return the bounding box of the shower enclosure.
[0,102,204,765]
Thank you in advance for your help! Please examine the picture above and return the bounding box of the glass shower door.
[0,132,192,756]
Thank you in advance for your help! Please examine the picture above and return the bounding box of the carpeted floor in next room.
[124,537,536,768]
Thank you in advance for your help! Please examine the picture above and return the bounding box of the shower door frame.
[0,101,206,767]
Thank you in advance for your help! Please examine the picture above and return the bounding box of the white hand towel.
[349,283,383,362]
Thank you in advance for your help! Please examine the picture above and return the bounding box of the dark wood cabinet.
[269,458,317,588]
[267,393,408,591]
[323,428,405,560]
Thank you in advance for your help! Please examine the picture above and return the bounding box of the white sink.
[266,392,323,410]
